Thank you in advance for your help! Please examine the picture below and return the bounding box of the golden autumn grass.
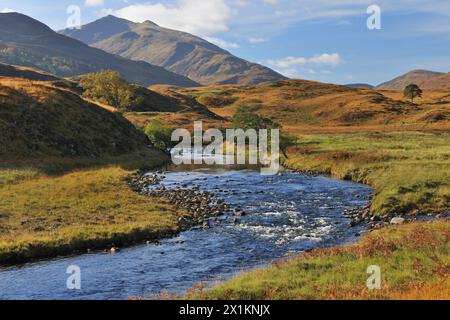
[283,131,450,216]
[188,220,449,300]
[0,149,187,265]
[173,82,450,300]
[0,69,188,265]
[174,81,450,217]
[179,80,450,129]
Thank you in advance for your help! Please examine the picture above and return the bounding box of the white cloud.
[276,68,300,78]
[204,37,240,49]
[85,0,105,7]
[248,37,268,44]
[268,53,343,68]
[1,8,15,13]
[112,0,231,36]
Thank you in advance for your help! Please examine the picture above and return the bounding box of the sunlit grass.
[0,150,184,264]
[189,220,450,300]
[284,131,450,216]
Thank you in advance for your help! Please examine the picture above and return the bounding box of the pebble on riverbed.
[130,173,230,231]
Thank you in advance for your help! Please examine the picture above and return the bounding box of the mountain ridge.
[376,69,450,90]
[61,15,287,86]
[0,12,198,87]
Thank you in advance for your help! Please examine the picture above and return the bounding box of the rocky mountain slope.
[61,15,286,86]
[0,13,198,87]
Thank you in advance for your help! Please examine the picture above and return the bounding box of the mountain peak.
[142,20,159,27]
[60,14,136,45]
[0,12,53,35]
[100,15,132,23]
[60,15,286,85]
[376,69,448,90]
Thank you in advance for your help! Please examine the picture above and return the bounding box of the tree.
[79,70,143,112]
[403,84,422,103]
[279,134,297,159]
[144,120,173,151]
[231,106,297,158]
[232,106,275,130]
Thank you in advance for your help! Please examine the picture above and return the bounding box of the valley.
[0,10,448,301]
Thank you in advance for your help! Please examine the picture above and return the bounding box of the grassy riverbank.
[189,220,449,300]
[0,149,187,265]
[283,131,450,217]
[185,129,449,300]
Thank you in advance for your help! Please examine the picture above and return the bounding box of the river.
[0,165,372,300]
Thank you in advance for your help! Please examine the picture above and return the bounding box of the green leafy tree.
[231,106,297,158]
[403,84,423,103]
[144,120,173,151]
[232,106,275,130]
[79,70,143,112]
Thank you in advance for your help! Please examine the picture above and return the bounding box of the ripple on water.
[0,167,372,300]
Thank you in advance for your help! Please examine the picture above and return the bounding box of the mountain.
[345,83,374,89]
[0,13,198,87]
[376,70,448,90]
[60,15,287,86]
[0,63,152,158]
[419,73,450,90]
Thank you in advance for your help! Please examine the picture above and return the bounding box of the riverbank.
[189,219,449,300]
[184,130,449,300]
[0,149,189,265]
[283,131,449,217]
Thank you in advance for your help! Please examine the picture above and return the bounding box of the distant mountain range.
[0,12,198,87]
[61,15,286,86]
[376,69,450,90]
[345,83,374,89]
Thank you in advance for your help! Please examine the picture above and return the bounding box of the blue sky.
[2,0,450,85]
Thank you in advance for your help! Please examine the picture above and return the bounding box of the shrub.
[232,106,276,130]
[79,70,143,112]
[144,120,173,151]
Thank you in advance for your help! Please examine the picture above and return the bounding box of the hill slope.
[420,73,450,90]
[0,13,198,87]
[61,15,286,86]
[0,64,151,158]
[376,70,448,90]
[179,80,450,127]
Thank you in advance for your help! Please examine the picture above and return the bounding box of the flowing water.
[0,165,372,300]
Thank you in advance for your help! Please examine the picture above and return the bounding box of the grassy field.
[189,220,449,300]
[0,149,188,265]
[183,129,449,300]
[282,131,449,216]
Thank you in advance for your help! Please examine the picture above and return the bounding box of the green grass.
[283,131,450,216]
[189,220,450,300]
[0,149,186,265]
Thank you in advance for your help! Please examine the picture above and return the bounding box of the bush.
[232,106,276,130]
[144,120,173,151]
[79,70,143,112]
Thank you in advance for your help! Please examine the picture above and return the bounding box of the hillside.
[0,13,198,87]
[178,80,450,128]
[61,15,286,86]
[0,64,150,158]
[376,69,449,90]
[420,72,450,90]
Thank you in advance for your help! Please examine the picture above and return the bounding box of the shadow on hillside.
[0,148,170,179]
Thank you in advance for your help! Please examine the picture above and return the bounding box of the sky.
[2,0,450,85]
